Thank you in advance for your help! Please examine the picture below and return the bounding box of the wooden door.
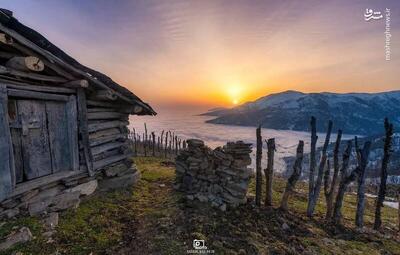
[0,85,14,201]
[18,100,52,180]
[9,96,78,183]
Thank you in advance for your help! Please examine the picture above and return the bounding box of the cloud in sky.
[2,0,399,108]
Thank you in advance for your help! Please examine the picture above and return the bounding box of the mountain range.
[204,90,400,135]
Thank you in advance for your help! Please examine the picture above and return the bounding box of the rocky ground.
[1,157,399,255]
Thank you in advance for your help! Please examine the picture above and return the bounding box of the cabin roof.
[0,9,156,115]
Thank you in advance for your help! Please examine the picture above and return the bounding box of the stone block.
[1,199,19,209]
[41,212,59,231]
[104,163,129,177]
[65,180,98,196]
[27,185,63,204]
[50,191,81,211]
[0,208,19,219]
[98,171,141,191]
[20,189,40,203]
[0,227,32,251]
[28,198,53,216]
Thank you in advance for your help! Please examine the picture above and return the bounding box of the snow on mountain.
[204,90,400,135]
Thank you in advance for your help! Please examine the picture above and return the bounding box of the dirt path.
[117,158,187,255]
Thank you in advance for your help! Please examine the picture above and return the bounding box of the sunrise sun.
[227,85,243,106]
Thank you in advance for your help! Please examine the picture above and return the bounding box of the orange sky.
[4,0,399,110]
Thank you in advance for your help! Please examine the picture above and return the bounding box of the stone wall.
[175,139,253,211]
[0,159,140,220]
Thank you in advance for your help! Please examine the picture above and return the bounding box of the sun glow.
[227,85,243,106]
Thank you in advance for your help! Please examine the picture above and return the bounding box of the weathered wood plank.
[77,88,94,176]
[87,100,122,108]
[67,96,79,171]
[90,90,117,101]
[93,152,133,170]
[87,107,115,113]
[87,111,128,120]
[7,98,21,183]
[10,169,86,198]
[6,82,75,94]
[93,148,120,161]
[91,141,127,156]
[0,65,67,83]
[8,88,70,101]
[88,128,121,140]
[62,80,89,89]
[87,102,137,114]
[18,100,52,180]
[88,120,129,133]
[46,101,72,173]
[0,50,22,59]
[10,128,23,183]
[90,133,126,147]
[0,84,14,201]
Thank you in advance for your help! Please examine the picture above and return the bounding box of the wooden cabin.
[0,9,155,217]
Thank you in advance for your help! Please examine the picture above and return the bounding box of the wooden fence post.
[264,138,275,206]
[175,136,178,154]
[307,116,318,216]
[133,128,137,156]
[308,120,333,217]
[355,141,372,228]
[374,118,394,230]
[255,125,262,206]
[332,141,353,225]
[280,140,304,211]
[151,132,155,156]
[164,132,168,158]
[325,129,342,220]
[143,136,147,156]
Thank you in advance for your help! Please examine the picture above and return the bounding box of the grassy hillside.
[1,157,399,255]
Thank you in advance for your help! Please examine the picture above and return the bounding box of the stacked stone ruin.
[175,139,253,211]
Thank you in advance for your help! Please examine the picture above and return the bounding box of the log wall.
[86,99,133,172]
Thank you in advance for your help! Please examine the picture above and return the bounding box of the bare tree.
[255,125,262,206]
[325,130,342,220]
[374,118,394,230]
[280,140,304,211]
[307,120,333,217]
[264,138,275,206]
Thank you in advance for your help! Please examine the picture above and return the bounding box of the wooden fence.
[254,117,397,231]
[128,124,186,158]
